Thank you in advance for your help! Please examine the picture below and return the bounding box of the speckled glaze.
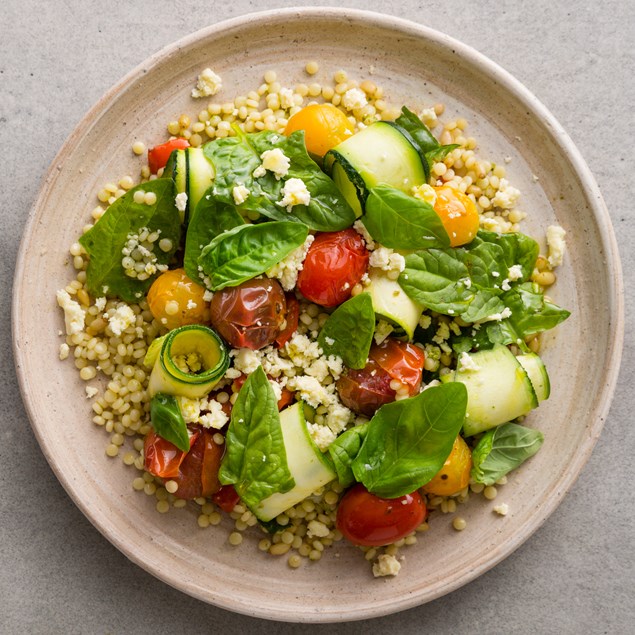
[12,8,623,623]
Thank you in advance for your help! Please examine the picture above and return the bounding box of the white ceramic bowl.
[13,8,623,622]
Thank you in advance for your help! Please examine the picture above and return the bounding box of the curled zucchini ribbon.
[148,325,229,399]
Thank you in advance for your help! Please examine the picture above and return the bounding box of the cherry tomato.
[336,484,427,547]
[432,185,480,247]
[421,436,472,496]
[297,229,369,307]
[148,138,190,174]
[274,294,299,348]
[337,339,425,416]
[147,268,209,330]
[211,484,241,513]
[231,373,295,411]
[209,278,287,350]
[143,429,199,478]
[284,103,354,157]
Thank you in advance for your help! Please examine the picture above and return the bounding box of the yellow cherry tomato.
[432,185,480,247]
[284,104,354,157]
[147,268,209,330]
[421,436,472,496]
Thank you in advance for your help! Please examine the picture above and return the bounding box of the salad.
[57,65,570,576]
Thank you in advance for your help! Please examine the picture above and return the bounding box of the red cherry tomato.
[336,484,427,547]
[337,339,425,416]
[297,229,369,307]
[232,372,295,411]
[143,430,199,478]
[211,485,241,513]
[274,294,299,348]
[147,138,190,174]
[209,278,287,350]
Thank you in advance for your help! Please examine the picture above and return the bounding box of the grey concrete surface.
[2,0,633,633]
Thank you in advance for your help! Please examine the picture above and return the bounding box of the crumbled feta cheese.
[324,336,335,346]
[289,375,330,409]
[483,307,512,322]
[279,87,295,109]
[352,219,375,250]
[372,554,401,577]
[58,343,70,360]
[175,192,188,213]
[178,396,201,424]
[507,264,523,281]
[199,400,229,430]
[419,107,438,127]
[369,247,405,274]
[277,177,311,212]
[325,355,344,380]
[307,520,330,538]
[191,68,222,98]
[231,348,262,375]
[305,358,330,383]
[501,279,511,291]
[374,319,394,345]
[342,87,368,111]
[85,386,98,399]
[546,225,567,268]
[56,289,86,335]
[459,351,481,372]
[307,422,337,450]
[411,183,438,206]
[491,178,521,210]
[325,402,353,434]
[95,297,107,312]
[432,321,451,344]
[266,234,314,291]
[418,314,432,329]
[252,165,266,178]
[285,333,323,369]
[108,304,136,336]
[268,379,283,402]
[493,503,509,516]
[259,148,290,179]
[232,184,250,205]
[224,367,242,380]
[203,289,214,302]
[480,214,513,234]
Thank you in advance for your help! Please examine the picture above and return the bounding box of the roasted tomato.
[211,484,241,513]
[274,294,299,348]
[432,185,480,247]
[337,339,425,416]
[231,373,295,411]
[421,436,472,496]
[336,484,427,547]
[284,103,354,157]
[209,278,287,350]
[297,229,369,307]
[148,137,190,174]
[143,429,199,479]
[147,268,209,330]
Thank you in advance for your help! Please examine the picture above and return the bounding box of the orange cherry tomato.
[148,138,190,174]
[432,185,480,247]
[143,429,199,478]
[284,103,354,157]
[421,436,472,496]
[147,268,209,331]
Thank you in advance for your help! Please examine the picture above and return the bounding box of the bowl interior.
[13,8,622,622]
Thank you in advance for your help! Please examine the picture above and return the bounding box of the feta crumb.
[507,264,523,281]
[56,289,86,335]
[546,225,567,268]
[108,304,136,336]
[259,148,290,179]
[277,177,311,212]
[458,351,481,372]
[483,307,512,323]
[268,379,283,402]
[369,247,405,274]
[85,386,98,399]
[252,165,266,178]
[191,68,222,98]
[418,314,432,329]
[342,87,368,111]
[493,503,509,516]
[95,297,107,312]
[199,400,229,430]
[411,183,438,206]
[203,289,214,302]
[279,87,295,110]
[372,554,401,577]
[324,336,335,346]
[352,219,375,250]
[58,343,70,360]
[175,192,188,213]
[177,396,201,424]
[231,348,262,375]
[232,184,250,205]
[289,375,329,409]
[307,422,337,450]
[374,319,394,345]
[307,520,330,538]
[491,178,521,210]
[419,107,438,127]
[501,279,511,291]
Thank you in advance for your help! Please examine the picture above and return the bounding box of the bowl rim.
[12,6,624,622]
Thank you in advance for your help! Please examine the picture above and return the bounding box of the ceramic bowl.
[13,7,623,622]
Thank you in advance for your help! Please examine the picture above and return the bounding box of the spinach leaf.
[80,179,180,302]
[328,423,369,487]
[183,188,244,282]
[471,230,539,279]
[219,366,295,511]
[203,129,355,231]
[352,382,468,498]
[150,393,189,452]
[363,185,450,250]
[471,422,544,486]
[318,293,375,369]
[198,221,308,290]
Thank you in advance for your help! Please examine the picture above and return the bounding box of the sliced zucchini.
[147,325,228,399]
[452,345,538,437]
[366,269,423,340]
[186,147,215,223]
[324,122,427,217]
[254,402,336,522]
[516,353,550,402]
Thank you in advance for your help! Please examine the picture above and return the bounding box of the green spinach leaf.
[351,382,468,498]
[219,366,295,511]
[471,422,544,486]
[363,185,450,250]
[198,221,308,290]
[318,293,375,369]
[328,423,369,487]
[150,393,189,452]
[79,179,181,302]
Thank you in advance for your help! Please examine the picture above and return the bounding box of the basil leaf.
[318,293,375,369]
[219,366,295,511]
[328,423,369,487]
[352,383,468,498]
[363,185,450,250]
[203,129,355,231]
[198,221,308,290]
[80,179,181,302]
[471,422,544,486]
[150,393,189,452]
[184,188,244,282]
